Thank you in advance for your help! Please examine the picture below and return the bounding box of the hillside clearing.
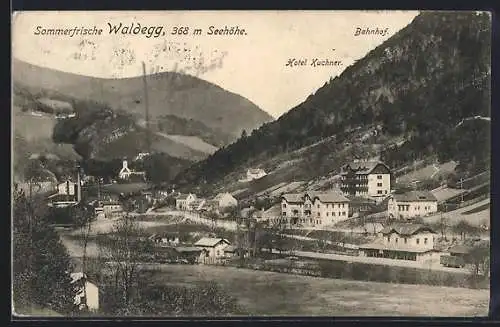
[154,132,218,154]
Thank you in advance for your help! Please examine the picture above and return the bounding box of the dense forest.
[174,12,491,188]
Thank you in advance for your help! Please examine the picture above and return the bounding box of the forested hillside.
[175,11,491,189]
[13,59,273,141]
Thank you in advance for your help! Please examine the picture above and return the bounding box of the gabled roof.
[177,193,194,200]
[392,191,437,202]
[194,237,230,247]
[213,192,234,201]
[380,223,436,236]
[341,161,389,175]
[309,191,350,203]
[281,193,303,203]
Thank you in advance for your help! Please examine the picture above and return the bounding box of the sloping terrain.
[12,59,273,140]
[175,12,491,198]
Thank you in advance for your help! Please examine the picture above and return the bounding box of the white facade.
[118,160,132,180]
[212,193,238,209]
[340,161,391,200]
[57,181,76,196]
[194,238,231,258]
[71,273,99,312]
[103,203,123,218]
[387,191,438,219]
[281,192,350,227]
[246,169,267,181]
[383,231,435,251]
[176,193,196,210]
[388,199,438,219]
[367,173,391,198]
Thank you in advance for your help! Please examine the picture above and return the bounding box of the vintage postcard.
[11,10,491,318]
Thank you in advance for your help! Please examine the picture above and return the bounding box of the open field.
[100,182,152,195]
[143,264,489,316]
[423,198,490,227]
[155,132,218,154]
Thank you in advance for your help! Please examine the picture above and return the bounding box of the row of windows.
[283,211,347,217]
[397,205,434,211]
[377,190,388,194]
[387,236,429,245]
[282,203,346,209]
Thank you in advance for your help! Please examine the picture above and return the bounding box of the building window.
[404,238,407,244]
[317,204,320,208]
[377,175,382,179]
[332,212,335,216]
[385,190,388,194]
[424,238,428,245]
[395,238,398,243]
[326,212,329,216]
[416,238,420,245]
[387,236,391,242]
[282,212,286,216]
[282,203,287,208]
[377,190,383,194]
[377,183,382,187]
[317,212,320,217]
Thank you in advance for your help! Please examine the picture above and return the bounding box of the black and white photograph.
[11,10,491,317]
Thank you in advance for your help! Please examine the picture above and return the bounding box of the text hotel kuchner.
[33,23,247,38]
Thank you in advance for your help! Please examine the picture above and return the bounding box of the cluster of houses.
[147,234,240,265]
[274,160,439,228]
[175,192,238,214]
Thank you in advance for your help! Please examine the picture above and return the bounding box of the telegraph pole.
[142,62,152,154]
[459,177,464,204]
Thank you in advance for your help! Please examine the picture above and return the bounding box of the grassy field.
[143,265,489,316]
[396,161,457,184]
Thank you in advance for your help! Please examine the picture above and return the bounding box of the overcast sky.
[12,11,419,118]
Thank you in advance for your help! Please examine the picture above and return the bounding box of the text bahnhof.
[33,25,247,37]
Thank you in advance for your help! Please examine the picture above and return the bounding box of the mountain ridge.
[12,58,274,140]
[174,11,491,196]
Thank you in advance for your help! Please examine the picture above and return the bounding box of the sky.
[12,11,419,118]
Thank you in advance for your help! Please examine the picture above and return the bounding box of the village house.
[149,233,181,246]
[193,237,231,262]
[245,168,267,181]
[209,192,238,212]
[281,191,350,227]
[340,160,392,201]
[358,223,438,262]
[176,193,197,210]
[118,159,146,182]
[70,272,99,312]
[387,190,438,220]
[47,179,82,208]
[101,201,124,219]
